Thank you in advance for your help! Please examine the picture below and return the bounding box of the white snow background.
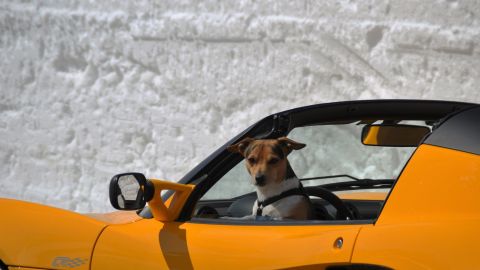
[1,1,479,213]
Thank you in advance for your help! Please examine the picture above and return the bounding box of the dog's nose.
[255,174,266,186]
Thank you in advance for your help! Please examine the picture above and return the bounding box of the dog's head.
[227,137,306,187]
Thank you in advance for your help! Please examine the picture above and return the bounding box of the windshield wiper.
[300,174,361,181]
[299,175,395,191]
[319,179,394,191]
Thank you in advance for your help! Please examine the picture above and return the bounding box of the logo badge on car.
[51,257,88,268]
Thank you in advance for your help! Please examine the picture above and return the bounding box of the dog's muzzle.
[255,174,266,186]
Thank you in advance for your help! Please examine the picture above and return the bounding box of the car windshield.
[202,120,424,200]
[286,121,418,188]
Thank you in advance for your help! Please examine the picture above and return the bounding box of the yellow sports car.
[1,100,479,270]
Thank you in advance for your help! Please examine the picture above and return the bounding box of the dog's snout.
[255,174,266,186]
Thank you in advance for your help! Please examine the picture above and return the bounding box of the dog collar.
[256,187,308,216]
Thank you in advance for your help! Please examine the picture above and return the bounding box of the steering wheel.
[195,205,220,218]
[226,186,354,220]
[304,186,354,220]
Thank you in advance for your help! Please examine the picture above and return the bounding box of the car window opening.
[191,120,428,224]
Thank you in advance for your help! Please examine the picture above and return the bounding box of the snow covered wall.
[1,0,479,212]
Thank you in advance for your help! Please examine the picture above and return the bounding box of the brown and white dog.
[228,137,312,220]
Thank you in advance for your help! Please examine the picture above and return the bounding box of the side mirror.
[109,172,154,210]
[362,124,430,147]
[147,179,195,222]
[109,172,195,222]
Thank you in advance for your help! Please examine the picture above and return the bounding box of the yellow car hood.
[0,198,138,269]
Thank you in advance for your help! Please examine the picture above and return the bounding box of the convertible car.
[1,100,479,270]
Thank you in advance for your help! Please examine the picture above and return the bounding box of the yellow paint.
[84,210,142,224]
[0,198,106,270]
[92,218,362,270]
[352,144,480,269]
[379,144,480,223]
[147,179,195,221]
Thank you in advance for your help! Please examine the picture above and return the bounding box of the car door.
[92,217,365,270]
[176,221,365,269]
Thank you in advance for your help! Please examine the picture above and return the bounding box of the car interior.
[194,189,387,221]
[190,119,433,223]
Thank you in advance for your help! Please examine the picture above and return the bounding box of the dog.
[228,137,312,220]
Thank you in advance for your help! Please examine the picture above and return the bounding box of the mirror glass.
[362,125,430,147]
[117,175,143,209]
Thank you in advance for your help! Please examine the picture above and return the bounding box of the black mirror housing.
[109,172,154,210]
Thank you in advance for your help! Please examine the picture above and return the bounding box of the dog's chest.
[253,195,305,219]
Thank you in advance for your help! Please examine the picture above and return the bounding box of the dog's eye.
[268,158,279,165]
[247,157,256,164]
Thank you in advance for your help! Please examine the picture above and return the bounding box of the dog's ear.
[277,137,306,155]
[227,137,254,157]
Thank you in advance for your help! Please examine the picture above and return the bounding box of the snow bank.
[1,0,479,212]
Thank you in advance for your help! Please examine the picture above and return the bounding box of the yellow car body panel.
[378,144,480,224]
[352,144,480,269]
[84,210,142,224]
[92,218,363,270]
[0,199,107,269]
